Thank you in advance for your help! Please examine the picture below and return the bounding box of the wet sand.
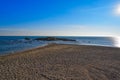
[0,44,120,80]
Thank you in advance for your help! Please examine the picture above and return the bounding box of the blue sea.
[0,36,119,55]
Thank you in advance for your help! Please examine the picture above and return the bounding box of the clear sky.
[0,0,120,36]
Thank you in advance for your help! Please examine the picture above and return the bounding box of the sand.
[0,44,120,80]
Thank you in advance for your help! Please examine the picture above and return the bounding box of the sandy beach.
[0,44,120,80]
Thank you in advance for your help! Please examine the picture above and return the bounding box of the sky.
[0,0,120,36]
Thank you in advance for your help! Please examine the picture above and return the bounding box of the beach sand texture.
[0,44,120,80]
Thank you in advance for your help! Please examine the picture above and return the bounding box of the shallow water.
[0,36,119,55]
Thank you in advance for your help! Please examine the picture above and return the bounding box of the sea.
[0,36,119,55]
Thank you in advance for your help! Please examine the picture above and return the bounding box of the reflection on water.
[113,37,120,47]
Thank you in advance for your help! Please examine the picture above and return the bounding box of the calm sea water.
[0,36,119,55]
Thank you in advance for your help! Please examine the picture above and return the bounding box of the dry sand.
[0,44,120,80]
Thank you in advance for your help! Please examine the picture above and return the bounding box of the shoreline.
[1,43,120,56]
[0,43,49,56]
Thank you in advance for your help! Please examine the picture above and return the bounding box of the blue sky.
[0,0,120,36]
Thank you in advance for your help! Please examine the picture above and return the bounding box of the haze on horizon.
[0,0,120,37]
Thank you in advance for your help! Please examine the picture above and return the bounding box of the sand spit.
[0,44,120,80]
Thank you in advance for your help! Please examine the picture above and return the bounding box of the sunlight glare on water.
[114,37,120,47]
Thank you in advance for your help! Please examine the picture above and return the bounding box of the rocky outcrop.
[34,37,76,41]
[24,37,31,40]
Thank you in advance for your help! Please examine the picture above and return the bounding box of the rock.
[24,37,31,40]
[34,37,76,41]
